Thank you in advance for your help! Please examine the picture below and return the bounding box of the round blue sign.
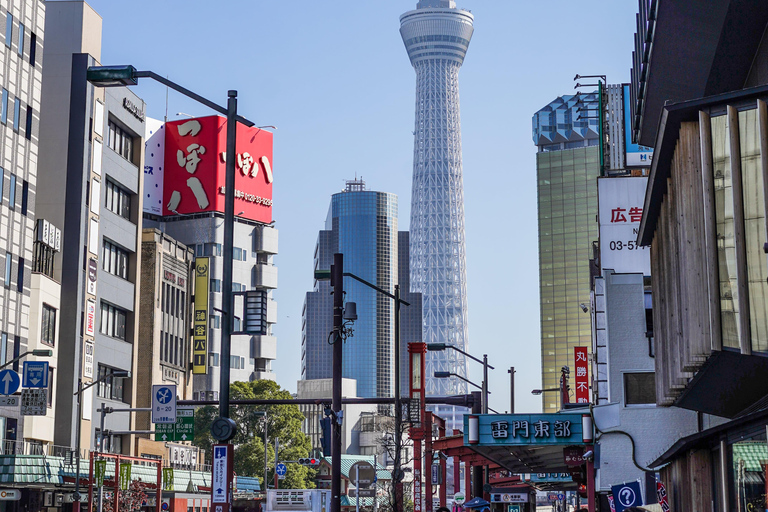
[0,369,20,396]
[156,387,173,404]
[276,463,287,476]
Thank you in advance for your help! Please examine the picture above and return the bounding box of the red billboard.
[163,115,273,223]
[574,347,589,404]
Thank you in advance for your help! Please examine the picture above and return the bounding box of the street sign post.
[349,461,375,488]
[20,389,47,415]
[0,370,20,396]
[152,384,177,424]
[275,463,287,480]
[22,361,49,388]
[211,444,233,512]
[348,489,376,498]
[454,493,465,506]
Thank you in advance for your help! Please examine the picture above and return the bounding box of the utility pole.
[331,254,344,512]
[273,437,279,490]
[508,367,515,413]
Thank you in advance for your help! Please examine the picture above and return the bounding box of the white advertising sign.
[88,218,99,255]
[143,118,165,215]
[91,179,101,216]
[93,139,103,176]
[598,177,651,276]
[83,340,94,379]
[85,300,96,337]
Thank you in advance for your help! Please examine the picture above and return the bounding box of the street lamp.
[73,370,130,512]
[314,260,410,512]
[531,366,571,408]
[426,343,494,415]
[0,348,53,371]
[88,64,255,444]
[433,373,498,414]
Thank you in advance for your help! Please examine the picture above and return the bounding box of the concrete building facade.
[37,1,145,454]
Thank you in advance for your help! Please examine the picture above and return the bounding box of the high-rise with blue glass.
[301,179,422,399]
[400,0,473,407]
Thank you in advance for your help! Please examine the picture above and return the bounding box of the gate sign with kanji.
[464,414,586,446]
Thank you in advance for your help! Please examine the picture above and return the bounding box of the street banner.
[611,480,643,512]
[163,468,174,491]
[95,460,107,488]
[574,347,589,404]
[656,480,670,512]
[193,258,210,374]
[119,463,132,491]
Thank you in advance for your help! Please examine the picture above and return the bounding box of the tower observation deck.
[400,0,473,402]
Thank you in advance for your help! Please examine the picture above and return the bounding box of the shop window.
[623,372,656,405]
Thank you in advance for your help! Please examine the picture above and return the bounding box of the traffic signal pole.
[331,254,344,512]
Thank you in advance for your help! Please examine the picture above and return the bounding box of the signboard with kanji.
[119,463,132,490]
[155,408,194,441]
[597,176,650,275]
[464,414,586,446]
[574,347,589,404]
[20,389,47,415]
[95,460,107,488]
[163,468,174,491]
[193,257,209,374]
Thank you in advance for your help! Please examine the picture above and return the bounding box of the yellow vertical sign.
[193,257,210,374]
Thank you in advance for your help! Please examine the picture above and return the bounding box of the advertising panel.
[624,84,653,167]
[193,257,210,374]
[144,118,166,215]
[85,300,96,337]
[574,347,589,404]
[598,177,651,275]
[464,414,585,446]
[163,116,273,223]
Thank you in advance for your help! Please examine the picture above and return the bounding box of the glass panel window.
[96,364,125,401]
[99,302,127,340]
[13,98,19,131]
[4,12,11,48]
[739,109,768,353]
[105,179,131,219]
[107,120,134,163]
[3,252,10,288]
[16,22,22,56]
[102,239,129,279]
[712,114,741,349]
[624,372,656,405]
[1,89,7,125]
[210,279,221,293]
[41,304,56,346]
[8,174,15,209]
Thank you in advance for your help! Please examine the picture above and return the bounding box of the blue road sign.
[22,361,49,388]
[557,493,565,501]
[156,387,173,404]
[0,370,20,395]
[612,481,642,512]
[276,463,287,477]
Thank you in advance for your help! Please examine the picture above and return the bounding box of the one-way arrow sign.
[0,370,20,396]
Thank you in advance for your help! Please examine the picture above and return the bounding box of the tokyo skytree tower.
[400,0,473,398]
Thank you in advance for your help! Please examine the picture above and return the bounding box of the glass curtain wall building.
[400,0,473,412]
[533,93,601,412]
[301,180,422,399]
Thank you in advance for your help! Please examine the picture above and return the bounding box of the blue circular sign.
[0,370,20,396]
[156,387,173,404]
[617,486,637,507]
[276,463,287,476]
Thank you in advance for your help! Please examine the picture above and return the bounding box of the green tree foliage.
[193,380,315,489]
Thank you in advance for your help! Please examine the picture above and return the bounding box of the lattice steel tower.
[401,0,473,401]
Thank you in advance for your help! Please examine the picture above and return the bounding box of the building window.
[105,180,131,219]
[204,243,222,256]
[16,22,22,56]
[0,332,6,365]
[624,372,656,406]
[96,365,125,401]
[1,89,7,125]
[107,120,133,162]
[13,98,19,132]
[24,106,31,140]
[3,252,10,288]
[20,180,27,215]
[233,247,247,261]
[47,367,54,407]
[16,257,23,292]
[99,302,127,340]
[210,279,221,293]
[28,32,35,66]
[209,353,219,367]
[102,240,129,279]
[41,304,56,346]
[8,174,15,209]
[4,12,11,48]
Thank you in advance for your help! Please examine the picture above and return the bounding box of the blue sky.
[82,0,638,413]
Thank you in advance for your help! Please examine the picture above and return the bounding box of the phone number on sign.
[608,240,647,251]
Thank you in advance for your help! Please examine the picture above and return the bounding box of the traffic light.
[298,458,319,466]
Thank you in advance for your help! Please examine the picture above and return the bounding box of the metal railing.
[0,438,89,460]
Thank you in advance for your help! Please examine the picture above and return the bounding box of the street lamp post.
[315,259,410,512]
[425,344,494,414]
[73,370,130,512]
[87,65,256,444]
[0,349,53,371]
[531,366,571,408]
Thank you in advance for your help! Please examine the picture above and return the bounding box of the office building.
[135,228,195,435]
[301,179,421,399]
[37,1,145,454]
[0,0,54,451]
[532,92,600,412]
[400,0,473,427]
[143,115,278,394]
